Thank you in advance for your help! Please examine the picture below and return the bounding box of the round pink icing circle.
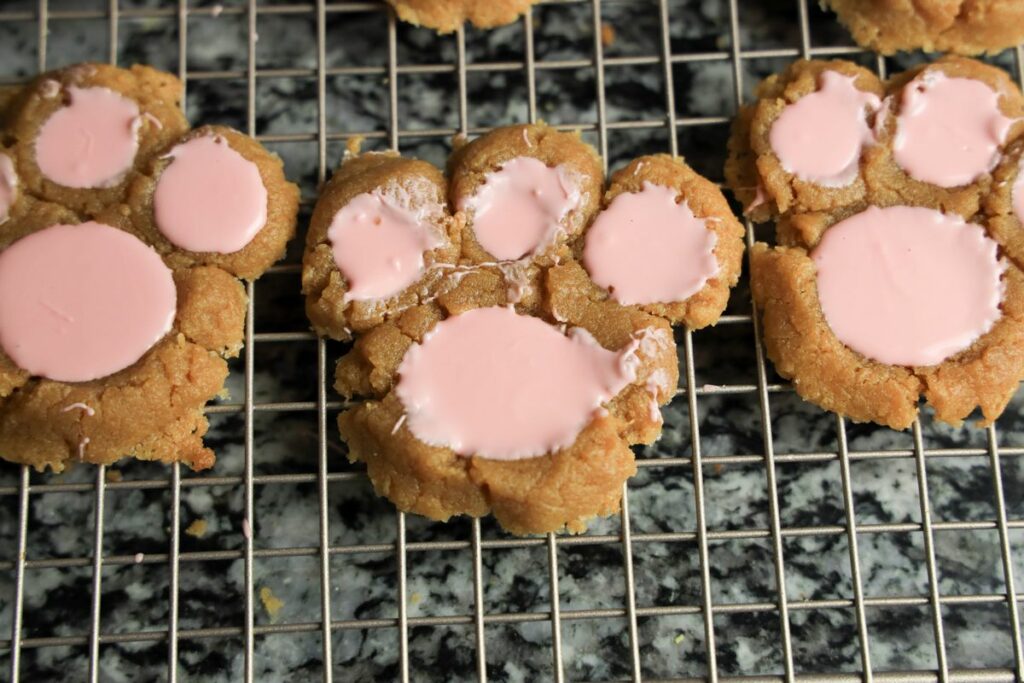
[395,306,639,461]
[458,156,581,261]
[0,153,17,223]
[582,182,718,305]
[0,222,177,382]
[768,71,880,187]
[35,86,141,189]
[154,135,268,254]
[812,206,1004,367]
[327,190,441,302]
[893,73,1014,188]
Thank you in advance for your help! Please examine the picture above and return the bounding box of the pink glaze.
[769,71,880,186]
[812,206,1004,367]
[35,86,141,189]
[0,222,176,382]
[893,72,1014,187]
[582,182,718,305]
[395,306,639,461]
[0,154,17,224]
[1014,157,1024,226]
[458,156,580,261]
[153,135,268,253]
[745,184,767,215]
[327,190,441,302]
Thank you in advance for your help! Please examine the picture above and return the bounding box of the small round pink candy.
[583,182,718,305]
[459,157,580,261]
[0,222,177,382]
[35,86,141,189]
[893,72,1014,188]
[813,206,1004,367]
[768,71,880,187]
[327,191,441,302]
[154,135,268,254]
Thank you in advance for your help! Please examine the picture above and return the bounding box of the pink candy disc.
[769,71,880,187]
[813,206,1004,367]
[0,222,177,382]
[458,156,581,261]
[327,191,442,302]
[583,182,718,305]
[153,135,268,254]
[893,72,1014,188]
[396,306,641,461]
[35,86,141,189]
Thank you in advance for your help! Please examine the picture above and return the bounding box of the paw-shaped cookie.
[731,58,1024,429]
[822,0,1024,56]
[0,63,299,473]
[305,123,744,534]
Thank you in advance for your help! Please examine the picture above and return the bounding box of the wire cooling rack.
[1,1,1024,681]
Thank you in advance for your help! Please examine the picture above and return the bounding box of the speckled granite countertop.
[0,0,1023,681]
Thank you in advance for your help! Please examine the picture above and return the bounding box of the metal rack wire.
[1,0,1024,681]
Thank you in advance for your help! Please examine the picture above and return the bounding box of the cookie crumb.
[259,586,284,620]
[40,79,61,98]
[601,22,615,48]
[410,591,423,605]
[105,469,123,483]
[343,135,365,159]
[185,518,208,538]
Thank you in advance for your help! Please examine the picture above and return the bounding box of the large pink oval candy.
[35,86,141,189]
[458,156,580,261]
[769,71,880,187]
[154,135,268,254]
[893,72,1014,188]
[0,222,177,382]
[583,182,718,305]
[813,206,1003,367]
[396,306,638,461]
[327,191,441,302]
